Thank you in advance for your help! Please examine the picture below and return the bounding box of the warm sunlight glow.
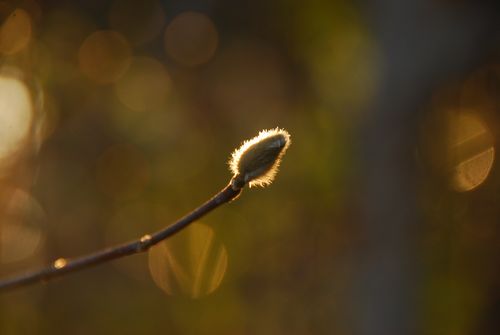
[78,30,131,84]
[164,11,218,67]
[0,189,45,263]
[449,113,494,192]
[0,8,32,55]
[148,223,228,298]
[114,57,171,112]
[0,76,33,162]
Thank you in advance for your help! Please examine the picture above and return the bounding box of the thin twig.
[0,183,241,293]
[0,127,292,293]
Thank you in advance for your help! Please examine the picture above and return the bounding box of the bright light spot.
[164,11,218,67]
[449,112,494,192]
[53,258,67,269]
[0,8,32,55]
[114,57,171,112]
[0,189,45,264]
[109,0,165,46]
[78,30,132,84]
[453,148,495,192]
[148,223,228,298]
[140,234,152,243]
[0,76,33,161]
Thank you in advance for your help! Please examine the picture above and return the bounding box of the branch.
[0,184,240,292]
[0,128,291,293]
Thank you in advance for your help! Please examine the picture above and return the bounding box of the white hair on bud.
[229,128,291,188]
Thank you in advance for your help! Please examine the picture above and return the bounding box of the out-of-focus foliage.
[0,0,498,334]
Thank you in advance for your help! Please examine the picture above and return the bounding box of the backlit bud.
[229,128,291,189]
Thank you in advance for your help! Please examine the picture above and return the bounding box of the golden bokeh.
[148,223,228,298]
[78,30,132,84]
[449,112,495,192]
[0,189,45,264]
[95,144,150,199]
[114,56,171,112]
[109,0,165,46]
[164,11,218,67]
[0,75,33,163]
[0,8,31,55]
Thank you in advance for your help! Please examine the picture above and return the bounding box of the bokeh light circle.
[114,56,171,112]
[0,8,32,55]
[78,30,132,84]
[0,75,33,162]
[148,223,228,298]
[449,112,495,192]
[0,188,45,264]
[164,11,218,67]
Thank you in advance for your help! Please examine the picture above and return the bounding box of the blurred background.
[0,0,499,334]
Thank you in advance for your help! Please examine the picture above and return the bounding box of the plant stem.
[0,183,241,293]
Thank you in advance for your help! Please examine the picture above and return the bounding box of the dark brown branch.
[0,183,241,293]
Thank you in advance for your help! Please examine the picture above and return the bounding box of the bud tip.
[229,128,291,188]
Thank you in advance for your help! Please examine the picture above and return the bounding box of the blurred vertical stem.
[350,1,500,335]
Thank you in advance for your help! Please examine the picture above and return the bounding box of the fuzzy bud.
[229,128,291,189]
